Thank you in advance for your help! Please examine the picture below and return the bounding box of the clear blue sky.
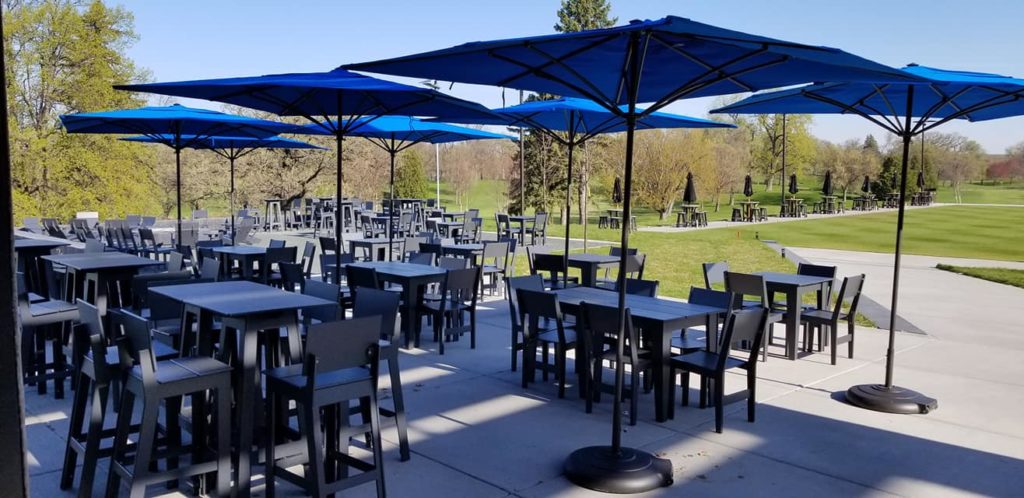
[114,0,1024,153]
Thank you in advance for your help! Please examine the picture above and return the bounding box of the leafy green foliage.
[392,149,429,199]
[554,0,616,32]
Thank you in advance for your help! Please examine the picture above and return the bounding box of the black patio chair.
[798,274,865,365]
[579,302,652,425]
[419,266,480,354]
[506,274,545,372]
[516,288,576,398]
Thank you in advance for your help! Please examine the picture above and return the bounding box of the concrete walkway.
[26,247,1024,497]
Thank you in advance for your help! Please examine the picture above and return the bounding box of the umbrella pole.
[519,89,525,215]
[229,156,236,244]
[335,131,343,284]
[781,114,787,209]
[175,146,182,246]
[563,128,575,288]
[389,144,396,261]
[847,86,937,414]
[435,143,441,205]
[564,34,673,494]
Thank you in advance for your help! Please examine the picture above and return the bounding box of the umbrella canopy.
[60,104,297,242]
[121,135,325,238]
[916,170,926,190]
[711,64,1024,416]
[118,69,499,299]
[682,172,698,204]
[822,171,834,196]
[788,174,799,195]
[612,177,622,204]
[862,175,872,194]
[346,17,918,492]
[347,16,917,111]
[743,175,754,198]
[435,96,732,284]
[295,115,512,259]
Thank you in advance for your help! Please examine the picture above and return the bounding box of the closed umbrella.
[916,170,926,191]
[296,115,512,259]
[121,134,324,240]
[118,69,497,313]
[682,172,698,204]
[60,104,296,243]
[788,174,799,195]
[862,175,872,194]
[743,175,754,198]
[349,16,918,492]
[612,177,622,204]
[714,64,1024,416]
[822,171,834,196]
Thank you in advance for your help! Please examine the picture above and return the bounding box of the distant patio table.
[782,197,803,218]
[441,242,484,265]
[884,192,901,208]
[150,280,335,498]
[820,195,838,214]
[16,237,71,296]
[442,211,465,221]
[436,220,463,238]
[554,286,727,422]
[349,261,446,348]
[508,215,535,241]
[739,200,759,221]
[41,252,162,315]
[755,271,833,360]
[213,245,266,280]
[676,204,700,227]
[350,237,402,261]
[566,253,620,287]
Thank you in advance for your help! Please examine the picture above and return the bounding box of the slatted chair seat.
[265,364,371,391]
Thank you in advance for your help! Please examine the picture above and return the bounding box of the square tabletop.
[554,286,726,323]
[442,243,484,252]
[755,271,833,288]
[349,261,446,279]
[149,280,334,317]
[15,238,71,250]
[213,246,266,256]
[567,253,620,265]
[42,252,163,272]
[351,238,398,245]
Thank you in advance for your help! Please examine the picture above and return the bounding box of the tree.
[507,94,567,214]
[705,129,749,211]
[554,0,616,33]
[930,133,985,203]
[633,129,711,219]
[5,0,160,220]
[750,114,815,190]
[392,148,429,199]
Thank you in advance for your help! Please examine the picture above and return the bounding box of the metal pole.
[613,113,634,455]
[334,131,343,283]
[389,141,396,262]
[175,144,182,246]
[886,103,915,388]
[563,123,575,288]
[435,143,441,205]
[780,114,787,210]
[229,155,236,244]
[519,89,525,214]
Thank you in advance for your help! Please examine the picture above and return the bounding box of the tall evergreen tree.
[554,0,617,32]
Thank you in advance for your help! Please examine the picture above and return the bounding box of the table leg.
[233,320,259,498]
[786,287,801,360]
[402,284,417,349]
[651,323,671,423]
[582,264,598,288]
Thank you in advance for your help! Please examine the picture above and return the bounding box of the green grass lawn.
[934,181,1024,204]
[935,264,1024,289]
[729,205,1024,262]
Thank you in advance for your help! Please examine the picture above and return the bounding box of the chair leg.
[510,329,519,372]
[61,374,90,490]
[304,401,327,497]
[105,389,136,498]
[129,398,161,498]
[541,343,549,382]
[681,370,690,407]
[78,382,109,498]
[714,375,725,434]
[556,344,566,399]
[387,352,411,461]
[747,370,757,423]
[629,367,639,426]
[848,320,856,359]
[368,393,387,498]
[830,324,838,365]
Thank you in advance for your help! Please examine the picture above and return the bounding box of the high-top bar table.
[566,253,620,287]
[41,252,162,316]
[16,237,71,297]
[348,261,446,348]
[150,280,335,498]
[350,237,403,262]
[755,271,833,360]
[212,245,266,280]
[554,286,727,422]
[441,242,484,264]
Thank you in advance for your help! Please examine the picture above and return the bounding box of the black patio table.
[755,271,833,360]
[554,286,727,422]
[436,220,463,238]
[441,211,465,221]
[212,245,265,280]
[16,237,71,296]
[150,280,335,498]
[41,252,163,315]
[508,214,536,242]
[567,253,620,287]
[441,242,484,264]
[350,237,403,261]
[348,261,446,348]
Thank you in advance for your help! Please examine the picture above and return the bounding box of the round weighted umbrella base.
[846,384,937,414]
[564,446,673,494]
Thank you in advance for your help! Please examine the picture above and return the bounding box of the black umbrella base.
[846,384,938,414]
[564,446,673,494]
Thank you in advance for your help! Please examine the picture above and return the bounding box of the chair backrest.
[534,212,548,230]
[304,316,381,380]
[319,252,354,284]
[168,251,185,272]
[420,242,443,259]
[580,302,640,366]
[407,252,434,266]
[353,287,401,343]
[506,274,545,330]
[302,279,341,324]
[319,236,337,254]
[703,261,729,289]
[192,209,208,220]
[130,270,193,312]
[482,241,510,270]
[142,216,156,227]
[623,253,645,277]
[279,262,305,292]
[267,245,297,264]
[609,246,639,257]
[724,271,767,306]
[444,266,480,304]
[798,263,838,303]
[74,300,114,383]
[437,256,467,270]
[688,286,737,311]
[125,214,142,226]
[718,308,769,369]
[146,276,201,322]
[268,239,286,249]
[619,278,659,297]
[109,308,158,385]
[532,253,567,281]
[466,208,480,219]
[233,221,254,245]
[300,241,317,277]
[516,288,564,341]
[200,256,220,281]
[346,265,381,291]
[831,274,866,321]
[22,217,41,232]
[85,239,105,253]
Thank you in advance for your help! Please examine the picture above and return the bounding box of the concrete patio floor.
[24,245,1024,497]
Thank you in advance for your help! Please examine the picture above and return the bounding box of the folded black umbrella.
[822,170,834,196]
[862,175,872,194]
[682,172,698,204]
[789,173,799,195]
[743,175,754,197]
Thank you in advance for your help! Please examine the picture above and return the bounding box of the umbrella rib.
[918,88,1024,134]
[802,90,902,135]
[493,34,617,90]
[489,51,615,113]
[525,44,616,105]
[646,49,777,114]
[650,33,754,92]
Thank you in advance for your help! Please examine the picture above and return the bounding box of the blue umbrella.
[122,135,325,238]
[295,115,513,259]
[714,64,1024,416]
[118,69,498,302]
[437,96,733,285]
[346,16,919,492]
[60,104,296,242]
